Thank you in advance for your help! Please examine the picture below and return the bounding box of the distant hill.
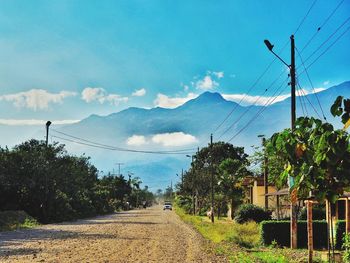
[1,81,350,190]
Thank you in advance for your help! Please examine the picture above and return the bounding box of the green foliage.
[343,233,350,262]
[229,221,260,248]
[269,115,350,203]
[335,220,345,250]
[0,210,39,231]
[178,142,250,216]
[260,220,328,249]
[0,139,154,224]
[298,204,326,220]
[234,204,271,224]
[331,95,350,128]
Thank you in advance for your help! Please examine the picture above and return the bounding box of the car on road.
[163,202,172,210]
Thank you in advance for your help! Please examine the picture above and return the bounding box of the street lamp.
[45,121,51,147]
[264,40,290,68]
[264,36,298,249]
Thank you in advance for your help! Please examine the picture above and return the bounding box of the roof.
[263,188,289,196]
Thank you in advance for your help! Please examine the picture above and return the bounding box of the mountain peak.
[194,91,225,103]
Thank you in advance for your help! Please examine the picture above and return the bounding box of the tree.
[219,158,250,219]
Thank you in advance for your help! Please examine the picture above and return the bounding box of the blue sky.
[0,0,350,123]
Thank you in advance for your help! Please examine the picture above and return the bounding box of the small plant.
[229,221,260,248]
[269,239,279,249]
[343,233,350,262]
[234,204,271,224]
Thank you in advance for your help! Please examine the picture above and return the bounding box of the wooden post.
[277,195,280,220]
[346,198,350,234]
[307,200,313,263]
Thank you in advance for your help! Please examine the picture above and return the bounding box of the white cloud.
[152,132,198,147]
[223,93,290,106]
[0,119,80,126]
[223,87,327,106]
[0,89,76,110]
[323,80,330,86]
[195,75,219,90]
[132,88,146,97]
[153,93,198,108]
[81,87,128,106]
[213,71,224,79]
[126,135,147,146]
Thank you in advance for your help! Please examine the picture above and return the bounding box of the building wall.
[252,184,277,208]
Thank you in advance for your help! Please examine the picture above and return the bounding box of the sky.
[0,0,350,124]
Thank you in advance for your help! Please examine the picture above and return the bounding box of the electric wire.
[217,68,288,141]
[51,129,196,153]
[51,132,196,155]
[296,83,306,117]
[227,82,290,143]
[302,25,350,72]
[296,46,327,120]
[296,80,322,119]
[212,40,289,135]
[298,16,350,70]
[300,0,345,53]
[294,0,318,35]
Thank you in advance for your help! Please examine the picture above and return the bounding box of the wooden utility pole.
[290,34,298,250]
[116,162,124,176]
[210,134,214,223]
[307,200,313,263]
[262,137,269,210]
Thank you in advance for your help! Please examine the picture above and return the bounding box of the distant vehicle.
[163,201,172,210]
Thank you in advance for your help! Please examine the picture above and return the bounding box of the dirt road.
[0,206,224,262]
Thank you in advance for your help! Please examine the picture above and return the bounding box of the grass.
[174,205,326,263]
[0,210,39,231]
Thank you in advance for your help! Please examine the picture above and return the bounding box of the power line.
[227,82,290,143]
[296,46,327,120]
[296,83,306,117]
[299,16,350,69]
[296,80,322,119]
[217,69,288,141]
[294,0,318,35]
[212,1,319,136]
[303,25,350,72]
[300,0,345,53]
[51,129,196,154]
[51,134,195,155]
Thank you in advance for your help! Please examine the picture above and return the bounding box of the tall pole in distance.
[290,34,298,250]
[45,121,51,147]
[263,137,268,210]
[210,134,214,223]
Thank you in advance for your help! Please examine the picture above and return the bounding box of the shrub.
[234,204,271,224]
[336,220,345,250]
[298,205,326,220]
[343,233,350,262]
[229,221,260,248]
[0,210,39,231]
[260,220,328,249]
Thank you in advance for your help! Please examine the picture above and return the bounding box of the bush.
[260,220,328,249]
[336,220,345,250]
[0,210,39,231]
[234,204,271,224]
[298,205,326,220]
[229,221,260,248]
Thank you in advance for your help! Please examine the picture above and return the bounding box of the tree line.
[0,139,154,223]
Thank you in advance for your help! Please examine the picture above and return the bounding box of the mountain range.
[1,81,350,190]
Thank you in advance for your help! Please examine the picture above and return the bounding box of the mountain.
[1,81,350,190]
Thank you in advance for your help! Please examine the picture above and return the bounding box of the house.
[241,176,290,219]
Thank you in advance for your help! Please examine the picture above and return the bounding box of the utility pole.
[259,135,269,210]
[290,34,298,250]
[210,134,214,223]
[264,35,297,249]
[45,121,51,147]
[115,162,124,176]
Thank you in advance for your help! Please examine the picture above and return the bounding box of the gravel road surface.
[0,206,224,262]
